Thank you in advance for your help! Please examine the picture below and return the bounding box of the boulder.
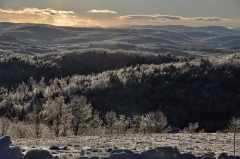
[228,155,236,159]
[110,149,134,156]
[177,153,197,159]
[217,153,228,159]
[0,136,11,151]
[155,146,181,159]
[202,157,214,159]
[23,149,58,159]
[201,154,216,159]
[109,152,141,159]
[140,149,158,159]
[0,151,14,159]
[89,157,99,159]
[140,146,182,159]
[8,146,24,159]
[0,136,23,159]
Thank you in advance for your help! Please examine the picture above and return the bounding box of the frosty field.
[11,133,240,159]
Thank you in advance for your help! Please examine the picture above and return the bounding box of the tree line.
[0,49,240,137]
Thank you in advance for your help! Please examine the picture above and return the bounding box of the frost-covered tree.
[105,110,117,134]
[184,122,199,133]
[69,95,92,135]
[26,101,44,138]
[140,110,168,133]
[43,96,71,137]
[131,115,142,133]
[88,110,103,135]
[0,117,10,136]
[227,116,240,156]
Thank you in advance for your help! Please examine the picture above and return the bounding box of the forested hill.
[1,23,240,57]
[0,49,179,86]
[0,49,240,133]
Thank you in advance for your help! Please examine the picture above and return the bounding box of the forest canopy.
[0,49,240,136]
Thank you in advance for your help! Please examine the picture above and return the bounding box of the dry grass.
[10,133,240,159]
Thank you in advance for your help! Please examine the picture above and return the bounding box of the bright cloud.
[87,9,117,14]
[193,17,231,22]
[0,7,100,26]
[0,7,239,27]
[118,14,232,22]
[0,8,75,17]
[75,19,100,26]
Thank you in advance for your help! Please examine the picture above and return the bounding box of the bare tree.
[132,115,142,133]
[115,115,129,134]
[69,95,92,135]
[88,110,103,135]
[27,111,43,138]
[0,116,10,136]
[43,96,70,137]
[227,116,240,156]
[140,110,168,133]
[184,122,199,133]
[26,99,45,138]
[105,110,117,134]
[154,111,169,133]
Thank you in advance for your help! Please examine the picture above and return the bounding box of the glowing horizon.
[0,0,240,27]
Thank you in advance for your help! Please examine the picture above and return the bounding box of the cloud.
[87,9,117,14]
[0,7,100,26]
[118,14,232,22]
[0,7,75,17]
[0,8,238,27]
[119,14,182,21]
[192,17,231,22]
[76,19,101,26]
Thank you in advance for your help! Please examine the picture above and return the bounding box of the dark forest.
[0,49,240,137]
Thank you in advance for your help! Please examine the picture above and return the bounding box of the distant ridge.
[121,24,239,32]
[1,22,240,56]
[1,22,239,32]
[233,27,240,31]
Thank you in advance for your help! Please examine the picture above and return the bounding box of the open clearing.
[11,133,240,159]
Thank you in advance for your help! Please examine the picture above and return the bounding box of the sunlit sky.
[0,0,240,27]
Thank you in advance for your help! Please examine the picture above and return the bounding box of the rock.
[23,149,57,159]
[0,136,11,151]
[201,154,216,159]
[202,156,215,159]
[8,146,24,159]
[106,148,113,152]
[110,149,134,156]
[217,153,228,159]
[155,146,181,158]
[89,157,99,159]
[62,147,68,150]
[109,152,141,159]
[140,146,182,159]
[49,146,68,150]
[177,153,197,159]
[140,149,159,159]
[0,151,14,159]
[228,155,236,159]
[49,146,61,150]
[0,136,20,159]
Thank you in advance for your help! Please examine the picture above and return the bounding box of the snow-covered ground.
[10,133,240,159]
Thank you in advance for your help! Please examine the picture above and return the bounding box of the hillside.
[0,49,239,135]
[1,23,240,56]
[0,23,240,136]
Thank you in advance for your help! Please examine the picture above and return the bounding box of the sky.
[0,0,240,27]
